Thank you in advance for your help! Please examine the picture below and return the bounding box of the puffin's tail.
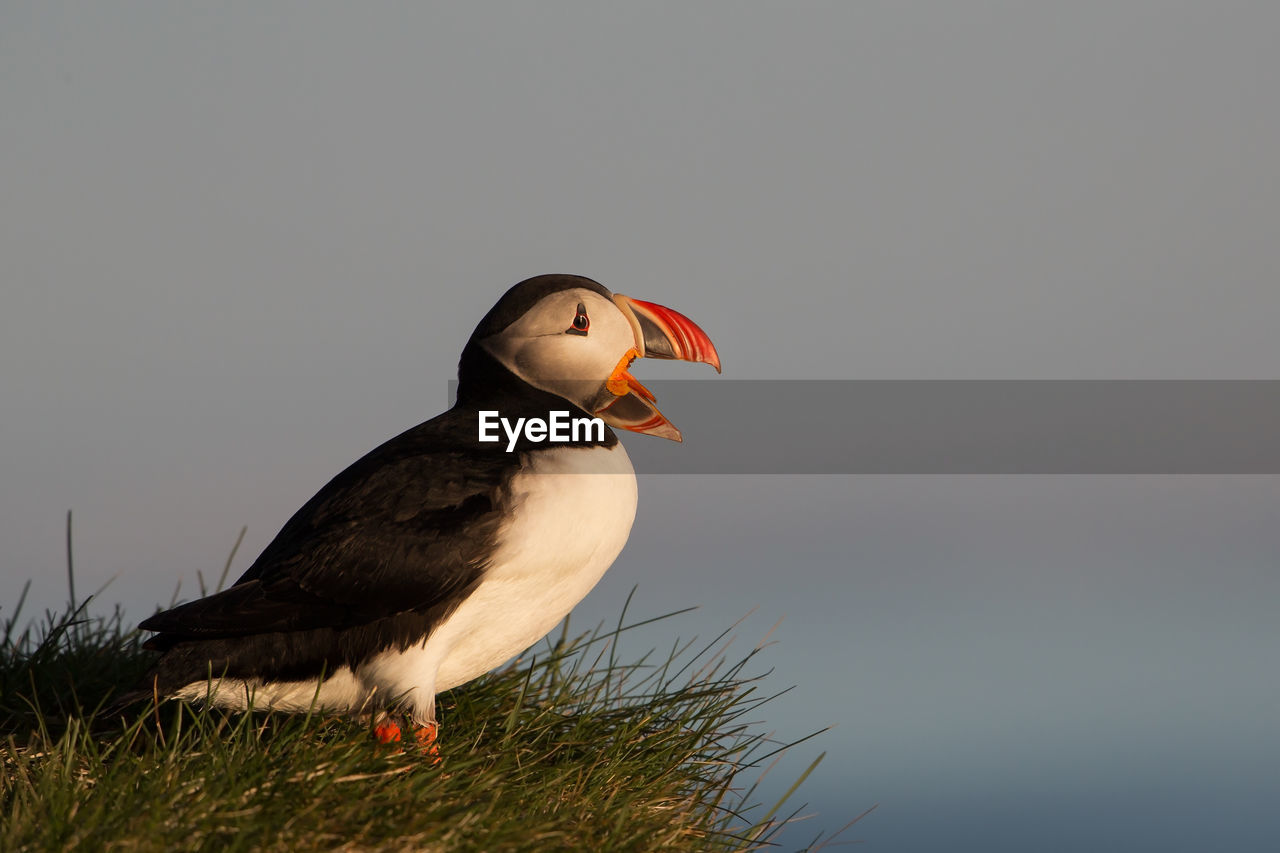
[101,636,253,720]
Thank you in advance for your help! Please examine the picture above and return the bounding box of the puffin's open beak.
[595,295,721,442]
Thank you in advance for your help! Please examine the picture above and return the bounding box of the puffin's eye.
[566,303,590,336]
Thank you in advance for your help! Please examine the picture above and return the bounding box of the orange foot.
[373,718,403,744]
[414,723,441,765]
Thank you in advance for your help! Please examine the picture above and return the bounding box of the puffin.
[125,274,720,753]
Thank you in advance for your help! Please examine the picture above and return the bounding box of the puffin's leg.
[413,722,440,761]
[362,650,443,759]
[411,695,441,763]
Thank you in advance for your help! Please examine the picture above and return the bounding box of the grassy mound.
[1,583,830,852]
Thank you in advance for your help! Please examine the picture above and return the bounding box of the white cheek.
[514,337,612,380]
[516,321,633,379]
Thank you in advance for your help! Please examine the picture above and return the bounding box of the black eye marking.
[566,302,590,336]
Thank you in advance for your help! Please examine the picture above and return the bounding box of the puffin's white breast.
[430,441,638,691]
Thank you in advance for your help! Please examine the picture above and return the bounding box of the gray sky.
[3,3,1278,849]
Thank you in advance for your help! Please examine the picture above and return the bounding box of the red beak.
[595,295,721,442]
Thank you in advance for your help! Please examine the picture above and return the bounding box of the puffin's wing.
[139,412,510,644]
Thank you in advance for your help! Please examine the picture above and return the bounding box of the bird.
[121,274,720,754]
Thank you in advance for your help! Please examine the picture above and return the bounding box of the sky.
[3,3,1278,849]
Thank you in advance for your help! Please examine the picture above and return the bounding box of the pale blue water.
[575,475,1280,851]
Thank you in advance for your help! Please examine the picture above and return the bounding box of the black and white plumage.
[128,275,720,741]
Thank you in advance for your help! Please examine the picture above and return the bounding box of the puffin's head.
[466,274,720,441]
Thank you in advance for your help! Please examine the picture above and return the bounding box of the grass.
[1,566,851,851]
